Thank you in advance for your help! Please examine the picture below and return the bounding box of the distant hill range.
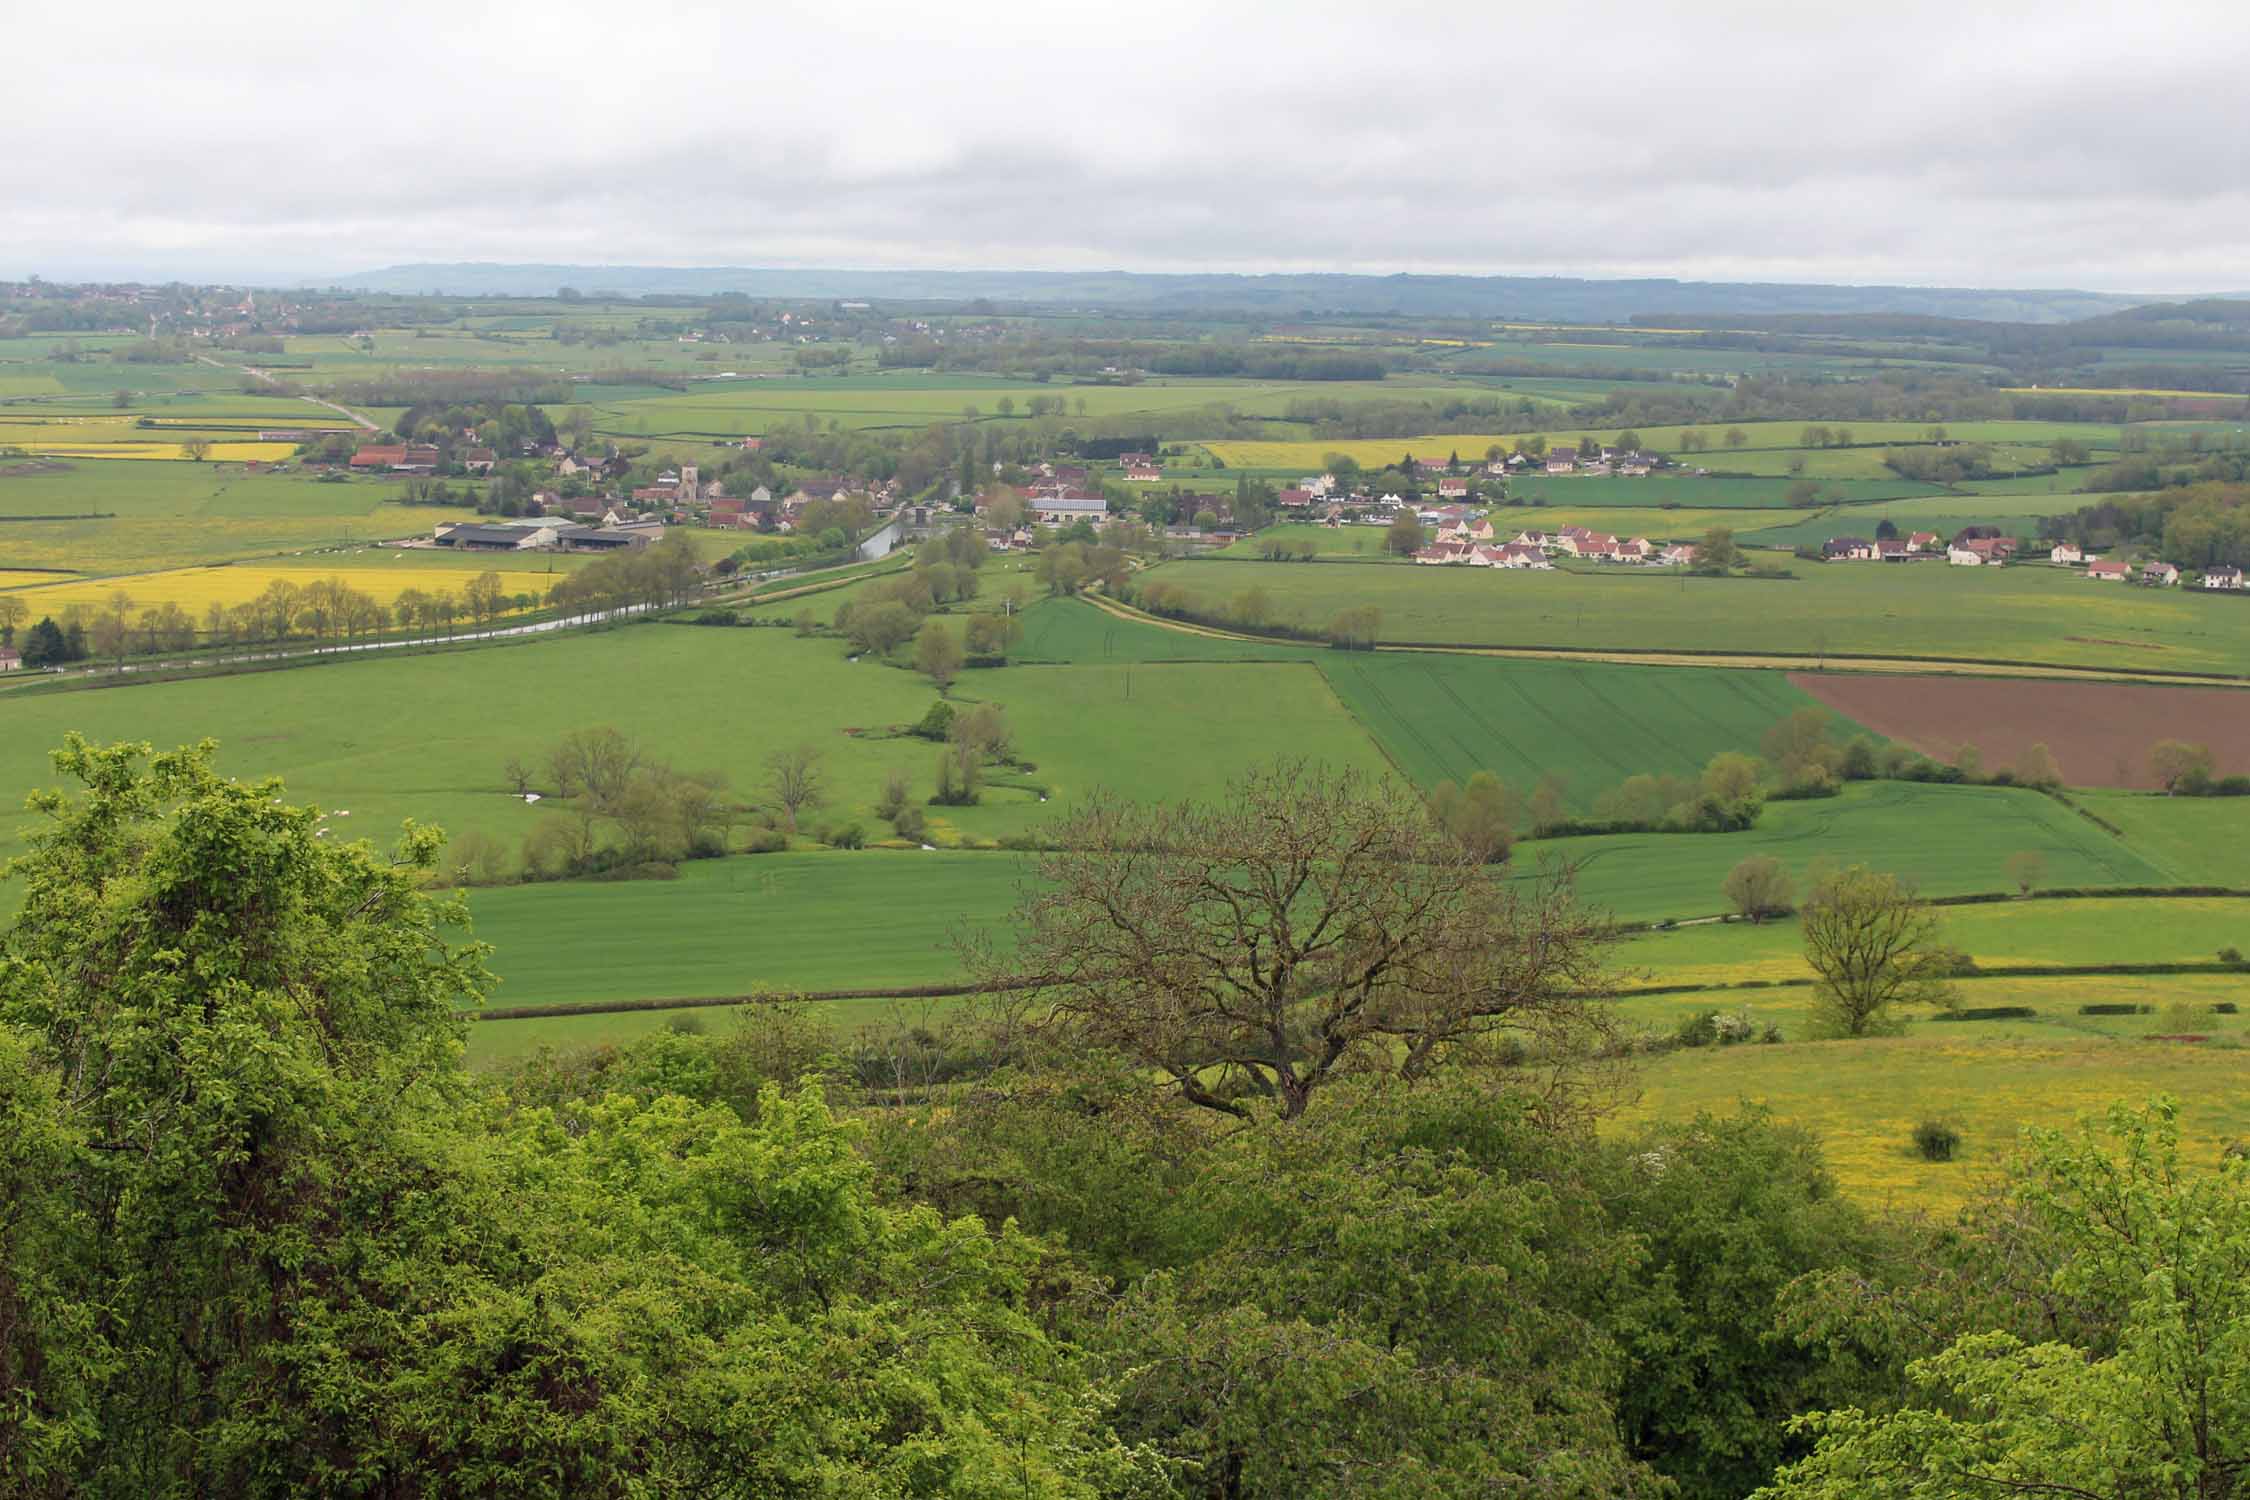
[319,264,2216,325]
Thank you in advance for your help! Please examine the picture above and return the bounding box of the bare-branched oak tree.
[972,761,1614,1120]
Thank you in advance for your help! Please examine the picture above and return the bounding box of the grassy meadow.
[1615,1023,2250,1210]
[0,460,466,572]
[462,850,1015,1007]
[0,618,1392,865]
[1136,556,2250,674]
[1521,780,2168,923]
[1201,419,2128,472]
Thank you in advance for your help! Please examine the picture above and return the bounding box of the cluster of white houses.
[1817,531,2236,588]
[1414,518,1695,569]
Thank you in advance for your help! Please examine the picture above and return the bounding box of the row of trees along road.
[5,744,2246,1496]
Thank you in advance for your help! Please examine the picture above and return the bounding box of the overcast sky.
[11,0,2249,291]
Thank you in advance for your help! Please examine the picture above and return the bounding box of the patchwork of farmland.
[0,621,1391,865]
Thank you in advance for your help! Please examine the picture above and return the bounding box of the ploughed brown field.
[1790,672,2250,788]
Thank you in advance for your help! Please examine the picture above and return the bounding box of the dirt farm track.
[1791,673,2250,789]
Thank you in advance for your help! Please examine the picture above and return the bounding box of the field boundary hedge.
[474,953,2247,1025]
[467,977,1040,1023]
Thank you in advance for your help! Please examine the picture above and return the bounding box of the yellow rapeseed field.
[16,442,300,462]
[2,562,561,619]
[0,416,308,462]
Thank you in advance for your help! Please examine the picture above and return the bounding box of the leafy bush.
[1922,945,1980,977]
[2078,1003,2154,1015]
[909,701,956,741]
[1912,1119,1962,1161]
[821,822,867,850]
[2221,946,2246,967]
[1674,1010,1720,1048]
[741,826,789,853]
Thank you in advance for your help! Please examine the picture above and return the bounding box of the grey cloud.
[9,0,2250,291]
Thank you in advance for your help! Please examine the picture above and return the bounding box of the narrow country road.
[194,353,379,430]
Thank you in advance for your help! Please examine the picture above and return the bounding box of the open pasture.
[462,851,1014,1007]
[2069,792,2250,887]
[1504,475,1945,507]
[1793,672,2250,788]
[1616,1024,2250,1210]
[586,373,1515,439]
[0,621,1390,864]
[1137,556,2250,674]
[1737,492,2071,548]
[0,460,464,571]
[1520,780,2168,924]
[1012,595,1318,663]
[1316,651,1848,806]
[1202,419,2125,473]
[1617,896,2250,989]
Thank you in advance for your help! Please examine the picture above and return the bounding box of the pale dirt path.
[194,354,379,430]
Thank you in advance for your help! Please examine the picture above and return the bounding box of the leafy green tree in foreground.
[0,737,1167,1497]
[1756,1098,2250,1500]
[1799,865,1954,1036]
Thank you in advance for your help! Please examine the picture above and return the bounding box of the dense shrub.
[909,701,956,741]
[1913,1120,1962,1161]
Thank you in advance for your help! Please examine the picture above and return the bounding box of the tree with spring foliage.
[1800,865,1955,1036]
[0,737,1171,1495]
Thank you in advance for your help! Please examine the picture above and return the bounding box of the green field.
[1738,491,2076,549]
[463,850,1018,1006]
[1618,895,2250,987]
[586,373,1518,439]
[1135,557,2250,673]
[0,460,463,572]
[458,781,2189,1026]
[1316,652,1850,805]
[1012,596,1317,663]
[1516,780,2168,923]
[2068,792,2250,887]
[1616,1021,2250,1209]
[1218,512,1816,557]
[1205,419,2127,473]
[1502,475,1946,507]
[0,616,1391,861]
